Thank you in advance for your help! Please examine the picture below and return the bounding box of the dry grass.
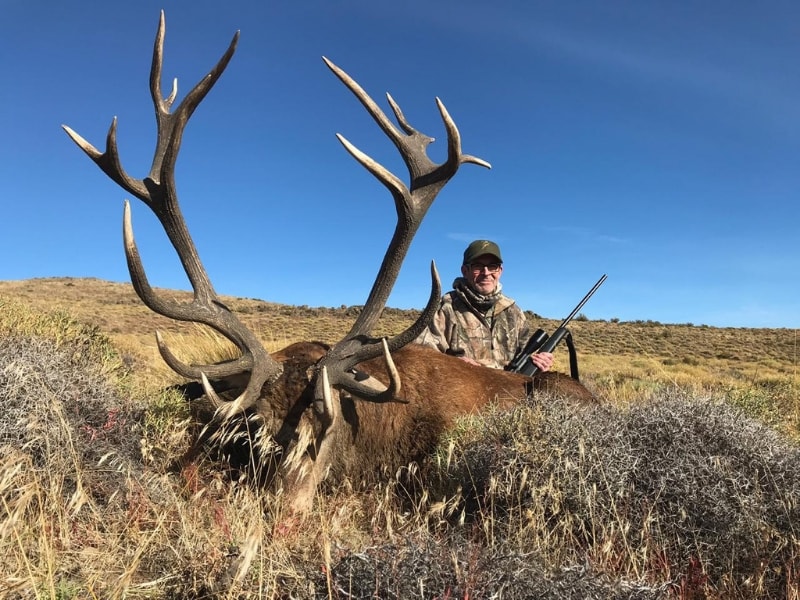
[0,277,798,598]
[423,393,800,598]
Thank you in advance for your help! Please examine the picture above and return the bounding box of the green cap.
[463,240,502,265]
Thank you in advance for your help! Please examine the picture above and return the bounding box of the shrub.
[427,390,800,598]
[316,531,668,599]
[0,335,143,475]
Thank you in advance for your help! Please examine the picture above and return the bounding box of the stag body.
[323,343,593,478]
[287,343,532,478]
[64,12,595,514]
[193,341,594,512]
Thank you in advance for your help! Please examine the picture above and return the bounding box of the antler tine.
[435,97,492,170]
[122,202,256,379]
[349,261,441,365]
[322,57,413,157]
[62,118,141,198]
[318,262,441,405]
[314,338,406,407]
[149,13,239,195]
[64,12,282,412]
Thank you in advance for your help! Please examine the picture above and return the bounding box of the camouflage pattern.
[415,289,531,369]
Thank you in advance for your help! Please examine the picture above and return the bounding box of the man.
[416,240,554,371]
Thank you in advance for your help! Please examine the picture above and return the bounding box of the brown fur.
[320,344,595,481]
[190,341,597,509]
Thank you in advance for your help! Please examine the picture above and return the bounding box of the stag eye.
[469,263,501,273]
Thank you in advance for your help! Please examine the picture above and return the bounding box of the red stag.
[64,12,594,513]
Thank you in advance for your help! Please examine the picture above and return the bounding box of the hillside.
[2,276,799,598]
[1,277,795,383]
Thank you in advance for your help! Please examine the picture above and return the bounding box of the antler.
[62,11,282,416]
[316,57,491,403]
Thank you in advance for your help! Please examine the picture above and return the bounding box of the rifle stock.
[508,274,607,378]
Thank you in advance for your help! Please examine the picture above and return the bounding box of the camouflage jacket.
[415,286,531,369]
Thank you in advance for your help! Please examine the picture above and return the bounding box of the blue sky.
[1,1,798,328]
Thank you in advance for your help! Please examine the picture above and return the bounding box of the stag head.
[63,12,492,510]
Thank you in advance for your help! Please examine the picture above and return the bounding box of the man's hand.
[530,352,554,372]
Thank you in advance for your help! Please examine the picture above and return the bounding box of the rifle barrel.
[558,274,607,328]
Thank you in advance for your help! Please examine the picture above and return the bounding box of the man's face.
[461,253,503,295]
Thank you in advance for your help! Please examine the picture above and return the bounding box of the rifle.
[506,274,607,379]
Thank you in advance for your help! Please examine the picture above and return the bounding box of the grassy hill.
[2,277,796,426]
[1,277,799,598]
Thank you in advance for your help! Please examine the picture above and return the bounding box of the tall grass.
[421,394,800,598]
[1,295,798,598]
